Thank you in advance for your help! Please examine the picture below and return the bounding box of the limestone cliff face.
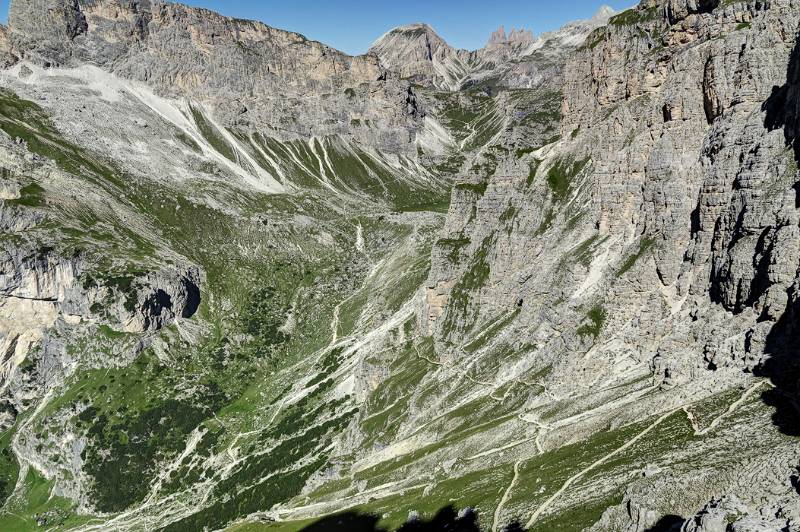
[415,2,800,525]
[426,0,800,395]
[422,0,800,530]
[7,0,421,154]
[561,0,800,368]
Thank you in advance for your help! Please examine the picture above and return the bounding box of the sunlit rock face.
[0,0,798,530]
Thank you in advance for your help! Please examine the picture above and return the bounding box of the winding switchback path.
[524,408,679,529]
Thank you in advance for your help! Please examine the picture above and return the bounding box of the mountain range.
[0,0,798,531]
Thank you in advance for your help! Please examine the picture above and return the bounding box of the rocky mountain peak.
[369,21,463,88]
[387,22,437,35]
[486,25,536,48]
[592,4,617,21]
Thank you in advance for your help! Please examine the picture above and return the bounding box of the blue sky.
[0,0,633,55]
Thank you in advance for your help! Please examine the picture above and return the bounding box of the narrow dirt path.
[414,344,444,367]
[465,438,529,461]
[684,380,767,436]
[524,408,679,529]
[9,388,54,499]
[493,460,522,532]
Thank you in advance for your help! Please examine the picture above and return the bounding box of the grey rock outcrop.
[666,0,720,24]
[421,4,800,525]
[423,0,800,392]
[369,23,474,90]
[681,496,793,532]
[9,0,86,64]
[7,0,420,155]
[0,242,201,333]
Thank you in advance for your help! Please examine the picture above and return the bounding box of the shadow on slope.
[763,31,800,163]
[300,505,525,531]
[757,297,800,436]
[758,32,800,437]
[644,515,685,532]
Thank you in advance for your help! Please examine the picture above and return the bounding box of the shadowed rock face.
[756,30,800,436]
[666,0,721,24]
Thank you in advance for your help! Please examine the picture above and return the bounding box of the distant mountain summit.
[486,25,536,48]
[592,4,617,21]
[368,23,472,90]
[369,8,615,91]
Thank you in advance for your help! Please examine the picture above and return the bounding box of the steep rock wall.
[7,0,421,154]
[425,0,800,398]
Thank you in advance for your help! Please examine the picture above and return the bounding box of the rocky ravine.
[0,0,798,531]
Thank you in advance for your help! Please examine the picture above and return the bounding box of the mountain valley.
[0,1,799,531]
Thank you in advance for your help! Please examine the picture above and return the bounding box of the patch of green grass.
[617,237,655,277]
[97,324,129,340]
[0,417,19,509]
[0,89,126,191]
[0,468,95,530]
[505,416,653,516]
[83,271,149,313]
[363,465,513,530]
[573,235,600,268]
[526,158,542,187]
[566,210,586,231]
[577,305,607,339]
[431,153,466,175]
[463,308,520,353]
[529,491,624,532]
[437,236,471,263]
[6,182,45,207]
[189,105,237,162]
[359,340,433,448]
[609,6,660,26]
[518,92,562,129]
[441,234,494,336]
[500,204,517,235]
[546,157,590,202]
[454,181,488,196]
[583,27,608,50]
[80,397,224,512]
[175,130,201,152]
[167,384,356,531]
[395,199,450,213]
[687,387,743,430]
[238,284,292,357]
[536,207,556,235]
